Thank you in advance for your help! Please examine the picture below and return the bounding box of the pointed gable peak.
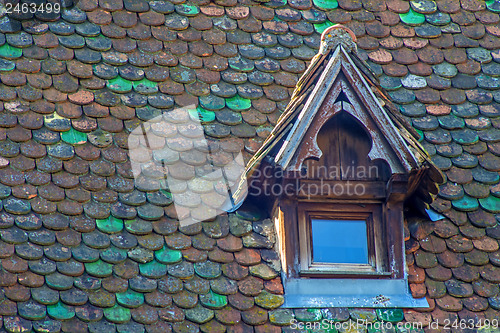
[319,25,358,55]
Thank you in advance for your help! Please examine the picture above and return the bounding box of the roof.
[0,0,499,331]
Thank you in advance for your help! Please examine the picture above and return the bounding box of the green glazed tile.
[61,127,88,145]
[486,0,500,13]
[189,106,216,124]
[199,290,228,309]
[85,259,113,277]
[96,215,124,233]
[313,0,338,10]
[155,245,182,264]
[225,95,252,111]
[313,20,335,34]
[107,76,133,93]
[176,4,200,16]
[103,304,131,323]
[47,301,75,320]
[399,8,426,26]
[139,260,168,278]
[479,195,500,213]
[0,43,22,59]
[376,308,404,322]
[415,129,424,142]
[0,58,15,71]
[452,195,479,212]
[116,289,145,308]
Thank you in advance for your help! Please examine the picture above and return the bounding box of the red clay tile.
[365,21,391,38]
[427,105,451,116]
[391,25,415,38]
[392,47,418,65]
[456,59,481,75]
[368,49,393,64]
[386,0,409,13]
[88,9,113,25]
[408,62,432,76]
[415,88,441,104]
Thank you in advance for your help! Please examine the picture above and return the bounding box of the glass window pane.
[311,219,368,264]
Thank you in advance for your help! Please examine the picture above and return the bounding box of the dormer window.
[298,203,385,276]
[229,25,444,308]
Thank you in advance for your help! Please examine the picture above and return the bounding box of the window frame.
[298,202,389,277]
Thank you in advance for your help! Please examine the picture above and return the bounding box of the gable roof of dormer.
[230,25,445,213]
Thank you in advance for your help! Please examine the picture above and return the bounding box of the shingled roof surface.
[0,0,499,332]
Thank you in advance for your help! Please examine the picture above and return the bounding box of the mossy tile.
[410,0,437,14]
[189,106,216,124]
[85,259,113,277]
[269,309,294,325]
[103,304,131,324]
[399,8,425,26]
[254,290,284,310]
[47,301,75,320]
[107,77,133,93]
[116,289,145,308]
[139,260,167,278]
[194,261,221,279]
[486,0,500,13]
[96,216,124,234]
[479,196,500,213]
[0,43,22,59]
[375,308,404,322]
[313,20,334,34]
[225,95,252,111]
[185,304,214,324]
[451,195,479,212]
[199,290,227,309]
[155,248,181,266]
[313,0,338,10]
[61,127,87,145]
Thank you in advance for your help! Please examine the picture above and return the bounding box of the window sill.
[282,276,428,308]
[300,269,392,278]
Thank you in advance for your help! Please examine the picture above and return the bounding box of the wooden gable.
[275,46,419,177]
